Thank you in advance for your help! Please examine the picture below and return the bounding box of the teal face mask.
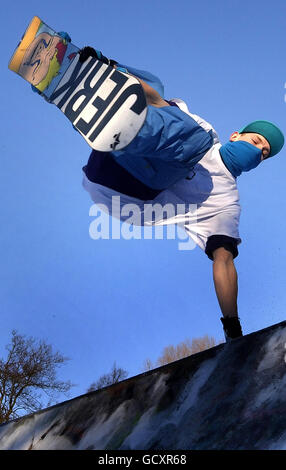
[219,141,262,177]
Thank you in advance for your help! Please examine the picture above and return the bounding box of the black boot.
[220,316,243,342]
[79,46,114,65]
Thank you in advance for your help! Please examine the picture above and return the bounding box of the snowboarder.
[79,47,284,342]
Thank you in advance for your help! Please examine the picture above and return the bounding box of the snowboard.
[8,16,147,151]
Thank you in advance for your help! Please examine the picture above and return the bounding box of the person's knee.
[139,79,170,108]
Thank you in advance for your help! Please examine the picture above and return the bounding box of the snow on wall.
[1,321,286,450]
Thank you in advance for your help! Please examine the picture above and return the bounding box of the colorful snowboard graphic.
[8,17,147,151]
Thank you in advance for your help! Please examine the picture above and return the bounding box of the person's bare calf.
[138,79,170,108]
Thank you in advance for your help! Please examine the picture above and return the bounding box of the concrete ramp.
[1,321,286,450]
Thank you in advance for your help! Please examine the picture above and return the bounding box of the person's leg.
[112,103,214,190]
[138,78,170,108]
[83,150,162,200]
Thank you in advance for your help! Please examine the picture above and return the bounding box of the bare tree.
[0,330,72,423]
[142,335,220,371]
[87,362,128,392]
[142,358,154,372]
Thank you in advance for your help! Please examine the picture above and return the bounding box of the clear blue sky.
[1,0,286,405]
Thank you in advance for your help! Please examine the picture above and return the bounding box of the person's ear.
[229,131,240,142]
